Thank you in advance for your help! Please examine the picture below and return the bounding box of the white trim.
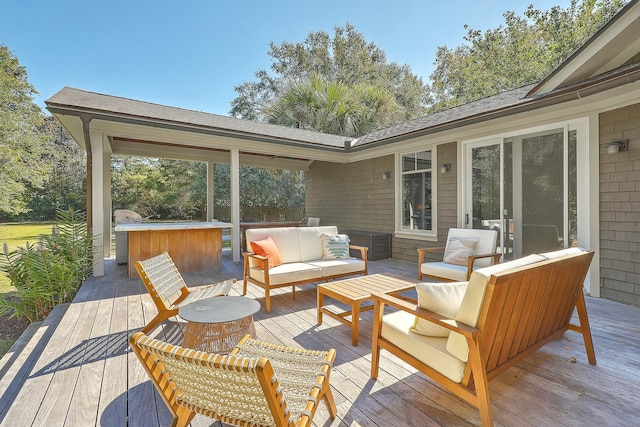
[394,148,438,238]
[584,113,600,297]
[533,2,640,95]
[461,119,593,278]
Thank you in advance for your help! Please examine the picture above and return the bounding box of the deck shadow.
[30,330,131,377]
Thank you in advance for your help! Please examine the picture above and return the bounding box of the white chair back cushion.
[298,226,338,261]
[446,254,546,361]
[445,228,498,268]
[246,227,303,264]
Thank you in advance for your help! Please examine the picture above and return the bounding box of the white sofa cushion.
[446,254,547,362]
[421,262,471,282]
[298,226,338,262]
[307,259,366,277]
[246,227,302,264]
[412,281,468,337]
[382,310,466,383]
[248,262,322,286]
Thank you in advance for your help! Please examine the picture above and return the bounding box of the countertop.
[114,221,233,232]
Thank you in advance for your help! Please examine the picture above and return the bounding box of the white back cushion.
[446,254,546,361]
[246,227,302,264]
[412,282,468,337]
[539,247,586,259]
[298,226,337,261]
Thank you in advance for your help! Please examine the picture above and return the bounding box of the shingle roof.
[46,87,351,149]
[352,85,535,148]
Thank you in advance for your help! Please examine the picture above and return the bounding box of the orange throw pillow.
[250,237,282,268]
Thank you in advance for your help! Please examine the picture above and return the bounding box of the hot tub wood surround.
[114,222,232,278]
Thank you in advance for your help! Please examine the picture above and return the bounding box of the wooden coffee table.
[317,274,416,346]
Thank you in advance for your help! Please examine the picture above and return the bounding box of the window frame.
[395,149,437,240]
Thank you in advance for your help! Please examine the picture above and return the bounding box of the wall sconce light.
[381,171,392,180]
[606,140,627,154]
[440,163,451,173]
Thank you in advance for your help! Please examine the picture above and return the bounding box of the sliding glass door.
[465,126,578,259]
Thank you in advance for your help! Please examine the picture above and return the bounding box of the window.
[401,150,433,232]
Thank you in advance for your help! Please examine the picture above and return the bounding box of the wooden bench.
[370,248,595,426]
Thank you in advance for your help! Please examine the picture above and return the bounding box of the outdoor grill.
[114,209,142,264]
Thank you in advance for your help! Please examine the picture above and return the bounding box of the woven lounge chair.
[130,332,337,427]
[135,251,234,333]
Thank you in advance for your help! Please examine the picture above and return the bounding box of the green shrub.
[0,208,94,322]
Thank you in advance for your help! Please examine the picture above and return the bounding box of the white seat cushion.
[421,262,470,281]
[382,310,466,383]
[307,259,366,277]
[249,262,321,286]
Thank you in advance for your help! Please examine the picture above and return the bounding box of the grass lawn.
[0,222,55,292]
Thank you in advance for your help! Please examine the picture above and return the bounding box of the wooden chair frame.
[135,251,234,333]
[372,251,596,426]
[130,333,337,427]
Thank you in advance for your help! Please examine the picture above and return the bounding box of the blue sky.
[2,0,570,116]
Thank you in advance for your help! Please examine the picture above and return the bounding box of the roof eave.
[45,101,350,153]
[351,63,640,149]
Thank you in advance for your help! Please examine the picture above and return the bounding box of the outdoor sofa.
[243,226,368,313]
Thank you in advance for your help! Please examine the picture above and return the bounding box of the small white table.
[179,296,260,353]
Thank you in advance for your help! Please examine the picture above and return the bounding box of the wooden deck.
[0,251,639,426]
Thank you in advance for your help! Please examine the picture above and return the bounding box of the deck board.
[0,251,638,426]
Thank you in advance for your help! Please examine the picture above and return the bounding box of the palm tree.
[264,76,395,137]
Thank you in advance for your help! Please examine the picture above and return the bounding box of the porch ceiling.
[46,87,356,169]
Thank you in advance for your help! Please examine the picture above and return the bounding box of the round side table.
[179,296,261,353]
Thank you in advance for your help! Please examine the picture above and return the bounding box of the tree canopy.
[0,44,50,216]
[427,0,628,112]
[264,75,396,137]
[230,23,428,134]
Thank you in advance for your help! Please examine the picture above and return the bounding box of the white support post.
[89,131,110,276]
[207,161,215,221]
[103,138,112,258]
[231,149,241,262]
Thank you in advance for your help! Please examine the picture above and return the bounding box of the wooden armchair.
[130,332,337,427]
[417,228,501,281]
[371,248,596,426]
[135,251,234,333]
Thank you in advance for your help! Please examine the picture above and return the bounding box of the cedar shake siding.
[306,142,458,264]
[600,103,640,305]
